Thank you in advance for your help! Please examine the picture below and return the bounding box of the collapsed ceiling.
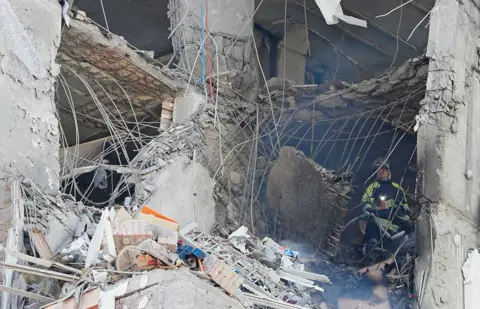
[53,1,424,245]
[55,0,431,145]
[72,0,432,81]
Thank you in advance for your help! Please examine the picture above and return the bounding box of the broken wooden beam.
[0,285,55,303]
[1,263,79,283]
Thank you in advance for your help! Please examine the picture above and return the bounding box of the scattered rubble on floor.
[1,173,418,309]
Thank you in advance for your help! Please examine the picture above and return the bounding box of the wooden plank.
[31,230,54,260]
[0,285,55,303]
[103,218,117,260]
[2,179,24,309]
[1,263,78,282]
[85,209,108,268]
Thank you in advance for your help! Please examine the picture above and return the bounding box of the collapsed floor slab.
[267,147,351,250]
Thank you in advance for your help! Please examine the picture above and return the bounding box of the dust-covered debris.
[1,175,340,309]
[267,147,351,253]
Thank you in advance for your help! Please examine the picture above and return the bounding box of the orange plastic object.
[141,206,179,224]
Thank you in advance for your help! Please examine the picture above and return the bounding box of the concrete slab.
[173,92,205,124]
[137,156,215,233]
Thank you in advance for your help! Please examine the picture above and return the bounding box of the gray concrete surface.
[137,156,216,234]
[415,0,480,308]
[266,147,350,243]
[112,268,245,309]
[278,24,309,84]
[173,92,206,124]
[169,0,258,95]
[0,0,61,190]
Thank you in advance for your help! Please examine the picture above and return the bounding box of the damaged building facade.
[1,0,480,308]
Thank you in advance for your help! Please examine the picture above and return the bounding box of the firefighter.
[361,157,411,249]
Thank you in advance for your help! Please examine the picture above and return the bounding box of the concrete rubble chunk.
[173,92,206,124]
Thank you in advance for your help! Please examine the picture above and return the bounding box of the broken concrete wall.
[128,84,260,236]
[266,147,351,245]
[113,269,245,309]
[415,0,480,308]
[137,156,216,234]
[0,0,61,291]
[168,0,259,98]
[0,0,62,190]
[264,56,428,133]
[56,19,182,144]
[278,24,309,84]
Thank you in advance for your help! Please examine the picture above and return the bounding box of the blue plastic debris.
[177,244,206,261]
[285,248,299,258]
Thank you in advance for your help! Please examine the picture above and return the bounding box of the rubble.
[260,57,428,133]
[0,175,344,309]
[0,12,426,309]
[0,119,418,309]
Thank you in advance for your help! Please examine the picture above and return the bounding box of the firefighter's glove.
[363,207,374,219]
[364,206,374,214]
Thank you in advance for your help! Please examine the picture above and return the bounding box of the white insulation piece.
[315,0,367,28]
[462,249,480,309]
[0,0,46,78]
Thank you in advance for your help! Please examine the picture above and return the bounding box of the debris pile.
[181,224,332,308]
[259,57,428,131]
[1,153,415,309]
[2,175,345,309]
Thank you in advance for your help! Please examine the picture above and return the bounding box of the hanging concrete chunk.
[172,92,206,124]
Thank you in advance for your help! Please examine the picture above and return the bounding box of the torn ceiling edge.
[56,18,184,131]
[264,56,429,132]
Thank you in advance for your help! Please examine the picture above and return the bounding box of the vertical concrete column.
[0,0,61,190]
[168,0,258,98]
[277,24,309,84]
[415,0,480,308]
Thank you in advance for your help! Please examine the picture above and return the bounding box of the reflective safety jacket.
[361,180,409,232]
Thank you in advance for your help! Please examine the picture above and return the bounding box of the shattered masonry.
[169,0,259,100]
[2,0,480,308]
[267,147,351,248]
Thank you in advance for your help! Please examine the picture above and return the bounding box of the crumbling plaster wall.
[130,90,259,236]
[0,0,61,190]
[168,0,259,98]
[266,147,351,245]
[415,0,480,308]
[56,19,182,143]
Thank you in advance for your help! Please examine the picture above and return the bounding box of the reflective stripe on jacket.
[361,180,409,213]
